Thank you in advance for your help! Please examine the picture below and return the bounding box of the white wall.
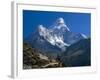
[0,0,100,80]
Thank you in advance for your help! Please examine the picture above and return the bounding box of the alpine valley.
[23,18,91,69]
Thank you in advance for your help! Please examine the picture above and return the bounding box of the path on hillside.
[41,62,59,68]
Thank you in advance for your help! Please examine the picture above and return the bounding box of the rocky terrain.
[23,42,62,69]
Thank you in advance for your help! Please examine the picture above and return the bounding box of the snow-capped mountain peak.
[38,24,69,50]
[35,23,70,51]
[57,17,65,24]
[38,25,48,37]
[38,25,45,32]
[53,17,70,31]
[26,17,87,57]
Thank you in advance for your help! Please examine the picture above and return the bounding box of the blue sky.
[23,10,91,39]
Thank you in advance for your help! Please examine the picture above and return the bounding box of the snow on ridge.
[37,18,72,51]
[38,25,48,37]
[57,17,65,24]
[53,17,70,31]
[38,24,69,50]
[46,34,69,50]
[81,33,87,38]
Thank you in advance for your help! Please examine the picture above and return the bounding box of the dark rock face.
[60,38,91,67]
